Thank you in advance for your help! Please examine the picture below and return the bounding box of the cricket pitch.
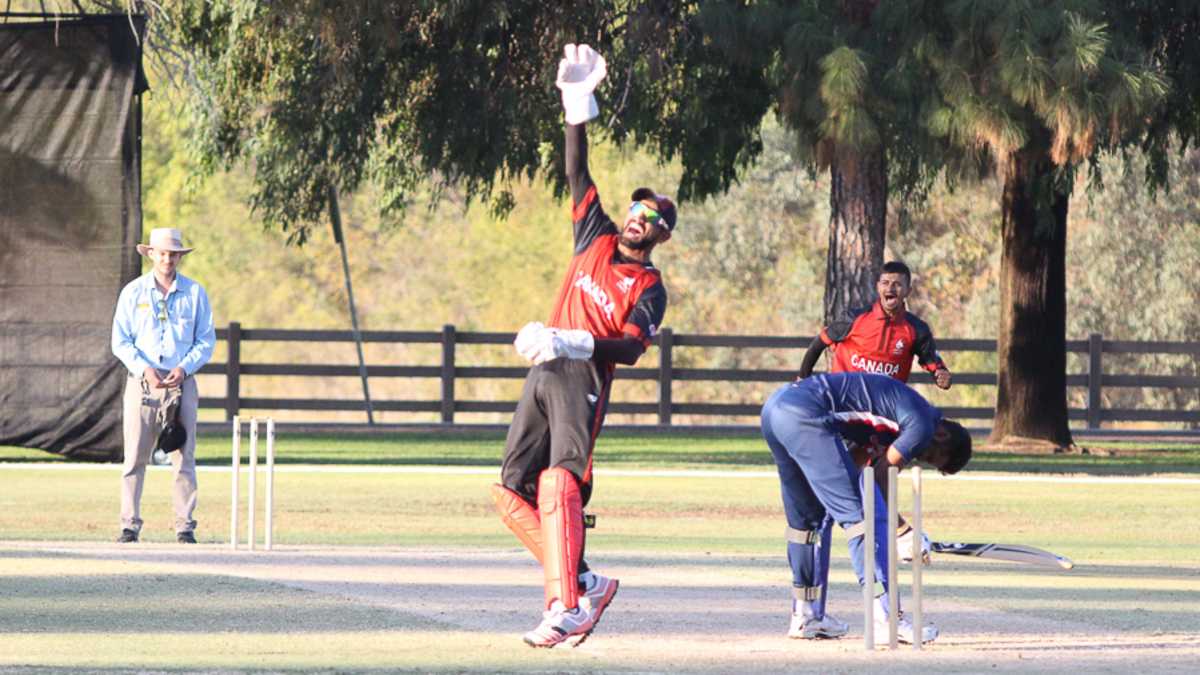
[1,542,1197,673]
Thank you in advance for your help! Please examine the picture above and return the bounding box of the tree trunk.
[989,150,1074,449]
[824,145,887,322]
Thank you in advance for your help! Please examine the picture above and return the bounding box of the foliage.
[907,2,1175,445]
[888,144,1200,421]
[655,118,827,335]
[1068,149,1200,419]
[155,1,597,242]
[698,1,952,201]
[136,64,1200,428]
[1109,1,1200,190]
[9,0,1198,431]
[134,69,829,423]
[17,1,772,243]
[603,1,775,202]
[695,1,967,322]
[922,1,1168,192]
[1069,151,1200,341]
[150,114,827,338]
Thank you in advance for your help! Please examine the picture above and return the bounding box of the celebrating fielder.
[490,44,677,648]
[797,261,951,387]
[762,372,972,644]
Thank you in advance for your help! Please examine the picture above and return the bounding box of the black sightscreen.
[0,15,147,461]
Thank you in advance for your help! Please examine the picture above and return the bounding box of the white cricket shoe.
[788,612,850,639]
[522,601,593,648]
[874,608,939,644]
[565,572,620,647]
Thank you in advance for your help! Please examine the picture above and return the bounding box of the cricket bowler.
[490,43,677,648]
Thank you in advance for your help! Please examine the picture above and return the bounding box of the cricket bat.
[930,541,1075,570]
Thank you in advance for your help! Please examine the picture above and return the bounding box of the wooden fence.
[196,323,1200,428]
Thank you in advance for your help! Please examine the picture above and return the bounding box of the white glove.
[514,322,547,361]
[896,526,932,564]
[556,43,606,125]
[531,328,595,365]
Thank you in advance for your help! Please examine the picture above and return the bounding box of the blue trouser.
[761,382,893,617]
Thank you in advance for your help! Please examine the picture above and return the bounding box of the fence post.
[1087,332,1103,429]
[441,324,456,423]
[658,328,673,426]
[226,322,241,421]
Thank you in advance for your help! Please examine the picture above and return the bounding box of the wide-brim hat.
[630,187,677,231]
[136,228,194,256]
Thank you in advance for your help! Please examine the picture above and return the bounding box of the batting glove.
[896,525,932,564]
[556,43,606,125]
[514,322,547,362]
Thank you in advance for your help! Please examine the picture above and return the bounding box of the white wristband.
[555,329,595,359]
[562,92,599,125]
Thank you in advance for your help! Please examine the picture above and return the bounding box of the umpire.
[110,228,215,543]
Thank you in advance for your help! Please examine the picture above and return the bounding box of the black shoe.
[117,528,139,543]
[177,531,197,544]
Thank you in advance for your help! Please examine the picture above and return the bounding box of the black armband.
[593,336,645,366]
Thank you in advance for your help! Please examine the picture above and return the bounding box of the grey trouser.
[120,373,199,534]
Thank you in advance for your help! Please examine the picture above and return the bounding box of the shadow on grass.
[4,560,1195,638]
[10,547,1191,582]
[0,572,450,635]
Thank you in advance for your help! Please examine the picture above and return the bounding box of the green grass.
[4,430,1200,474]
[0,465,1196,565]
[1,452,1197,672]
[966,445,1200,474]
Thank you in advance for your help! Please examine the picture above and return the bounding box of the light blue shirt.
[111,272,215,377]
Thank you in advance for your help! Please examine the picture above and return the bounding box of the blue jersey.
[806,372,942,462]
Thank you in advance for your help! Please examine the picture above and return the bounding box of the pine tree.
[922,2,1167,447]
[699,0,948,320]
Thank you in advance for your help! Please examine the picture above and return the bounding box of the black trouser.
[501,357,610,506]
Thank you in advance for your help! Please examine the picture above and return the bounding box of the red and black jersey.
[547,185,666,345]
[820,301,945,382]
[496,123,669,500]
[550,125,667,350]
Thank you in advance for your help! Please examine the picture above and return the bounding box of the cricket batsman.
[762,372,972,644]
[490,43,677,648]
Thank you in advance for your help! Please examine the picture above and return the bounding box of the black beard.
[620,234,655,251]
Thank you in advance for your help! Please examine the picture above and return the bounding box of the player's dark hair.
[880,261,911,284]
[937,419,973,475]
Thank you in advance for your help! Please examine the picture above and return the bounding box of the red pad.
[538,467,584,609]
[489,484,544,563]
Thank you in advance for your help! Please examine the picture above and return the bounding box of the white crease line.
[0,462,1197,484]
